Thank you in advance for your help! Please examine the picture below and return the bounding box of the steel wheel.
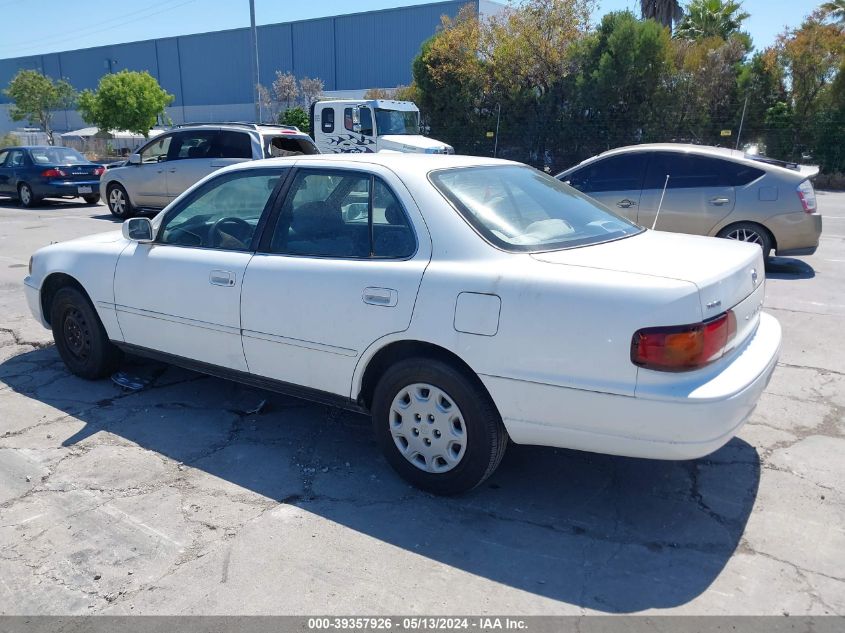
[61,306,92,362]
[389,382,467,473]
[108,185,129,217]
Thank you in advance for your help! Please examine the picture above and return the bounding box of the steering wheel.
[211,216,252,248]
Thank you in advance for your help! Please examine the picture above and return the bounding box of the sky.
[0,0,819,61]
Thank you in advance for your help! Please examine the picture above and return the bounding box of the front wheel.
[50,286,122,379]
[83,194,101,205]
[372,358,507,495]
[717,222,773,259]
[106,184,132,218]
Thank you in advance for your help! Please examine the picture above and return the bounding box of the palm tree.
[675,0,750,40]
[821,0,845,25]
[640,0,684,32]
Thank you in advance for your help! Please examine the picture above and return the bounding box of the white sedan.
[24,154,781,494]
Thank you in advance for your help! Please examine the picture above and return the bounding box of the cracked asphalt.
[0,193,843,616]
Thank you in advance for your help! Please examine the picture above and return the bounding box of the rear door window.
[170,131,217,160]
[721,161,765,186]
[215,131,253,159]
[0,150,9,166]
[321,108,335,133]
[265,135,319,157]
[565,154,647,193]
[645,152,729,189]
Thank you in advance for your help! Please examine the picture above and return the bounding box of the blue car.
[0,146,104,208]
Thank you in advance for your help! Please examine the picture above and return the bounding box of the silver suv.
[100,123,318,217]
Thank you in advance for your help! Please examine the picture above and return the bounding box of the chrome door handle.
[363,287,398,307]
[616,199,637,208]
[168,169,177,173]
[710,197,731,206]
[209,270,235,287]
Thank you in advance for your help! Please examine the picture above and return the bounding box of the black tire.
[50,286,122,379]
[18,183,39,208]
[83,194,101,205]
[106,183,132,218]
[372,357,507,495]
[717,222,773,259]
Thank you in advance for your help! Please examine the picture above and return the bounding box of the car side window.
[344,108,354,132]
[722,161,765,186]
[566,154,647,193]
[214,131,252,159]
[0,150,9,166]
[7,150,26,167]
[140,135,172,164]
[359,107,374,136]
[644,152,728,189]
[170,131,217,160]
[268,169,415,259]
[157,170,282,251]
[321,108,335,133]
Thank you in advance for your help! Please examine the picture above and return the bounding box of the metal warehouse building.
[0,1,500,134]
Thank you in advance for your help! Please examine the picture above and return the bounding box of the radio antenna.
[652,175,670,230]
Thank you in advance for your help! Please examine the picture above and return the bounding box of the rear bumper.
[35,179,101,198]
[768,212,822,256]
[481,312,781,460]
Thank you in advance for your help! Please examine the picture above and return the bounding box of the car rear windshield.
[430,165,643,252]
[30,147,88,165]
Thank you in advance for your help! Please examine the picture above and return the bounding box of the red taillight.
[93,166,105,176]
[41,168,66,178]
[796,180,816,213]
[631,311,737,372]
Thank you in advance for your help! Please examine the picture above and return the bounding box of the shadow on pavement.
[765,257,815,280]
[0,346,761,613]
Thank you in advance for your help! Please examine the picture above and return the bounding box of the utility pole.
[735,95,748,151]
[249,0,261,122]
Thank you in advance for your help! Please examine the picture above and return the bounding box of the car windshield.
[374,108,419,135]
[29,147,88,165]
[430,165,643,252]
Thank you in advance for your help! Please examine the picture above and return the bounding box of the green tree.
[675,0,750,40]
[3,69,76,145]
[279,106,309,130]
[821,0,845,25]
[736,49,787,145]
[573,11,673,153]
[640,0,683,31]
[78,70,173,137]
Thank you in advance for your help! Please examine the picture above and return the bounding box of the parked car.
[0,146,104,207]
[25,154,781,494]
[557,144,822,258]
[100,122,318,218]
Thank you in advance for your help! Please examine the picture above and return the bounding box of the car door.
[637,152,736,234]
[240,164,430,397]
[165,130,253,202]
[0,149,11,194]
[561,153,647,222]
[113,167,285,371]
[3,149,27,195]
[125,133,174,208]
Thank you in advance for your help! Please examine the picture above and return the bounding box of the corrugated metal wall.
[0,0,473,119]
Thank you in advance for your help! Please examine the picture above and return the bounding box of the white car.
[24,154,781,494]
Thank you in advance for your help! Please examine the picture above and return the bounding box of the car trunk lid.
[531,231,765,334]
[56,164,101,182]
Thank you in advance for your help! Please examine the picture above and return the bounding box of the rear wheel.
[372,358,507,495]
[717,222,773,258]
[83,194,101,205]
[107,184,132,218]
[50,286,121,379]
[18,183,39,208]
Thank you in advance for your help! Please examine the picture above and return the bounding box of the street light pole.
[249,0,261,122]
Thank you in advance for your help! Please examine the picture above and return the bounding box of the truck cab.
[310,99,453,155]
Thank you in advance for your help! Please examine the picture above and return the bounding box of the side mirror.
[122,217,154,243]
[352,123,362,133]
[128,153,141,165]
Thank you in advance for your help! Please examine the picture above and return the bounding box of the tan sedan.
[557,144,822,258]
